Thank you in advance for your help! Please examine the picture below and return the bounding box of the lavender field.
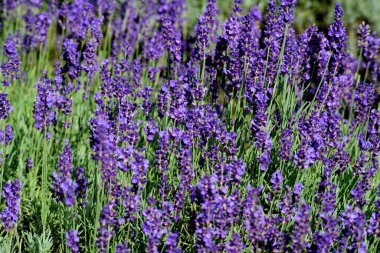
[0,0,380,252]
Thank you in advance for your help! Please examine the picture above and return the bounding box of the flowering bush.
[0,0,379,252]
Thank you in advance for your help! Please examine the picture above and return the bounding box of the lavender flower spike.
[0,179,22,231]
[66,230,80,253]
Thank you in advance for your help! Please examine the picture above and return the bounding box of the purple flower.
[63,39,81,79]
[0,124,13,145]
[24,11,52,48]
[144,32,165,61]
[0,179,22,231]
[143,203,167,253]
[291,203,311,252]
[327,3,347,74]
[270,170,284,195]
[97,200,119,253]
[97,227,112,253]
[279,127,293,160]
[26,158,33,170]
[66,230,79,253]
[144,119,159,142]
[358,22,380,80]
[90,116,118,185]
[139,86,153,115]
[166,232,181,253]
[82,39,99,80]
[194,15,209,60]
[91,17,104,44]
[60,0,94,40]
[122,187,140,222]
[1,34,20,86]
[161,15,182,69]
[242,186,269,246]
[52,141,78,206]
[75,166,88,205]
[33,75,57,130]
[368,212,380,237]
[280,0,296,24]
[195,177,240,251]
[130,152,149,189]
[339,206,367,252]
[0,93,13,120]
[115,242,130,253]
[225,233,244,253]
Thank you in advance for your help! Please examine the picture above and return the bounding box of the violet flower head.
[144,118,159,142]
[97,227,112,253]
[90,116,118,184]
[280,0,296,24]
[97,200,120,253]
[24,11,52,48]
[0,124,13,145]
[279,126,293,160]
[327,3,348,73]
[91,17,104,44]
[340,206,367,252]
[26,158,33,171]
[368,212,380,237]
[204,0,218,42]
[358,22,380,80]
[242,187,267,245]
[3,0,18,11]
[75,166,88,205]
[270,170,284,195]
[291,202,311,252]
[161,15,182,68]
[33,76,57,130]
[82,39,99,80]
[63,39,81,79]
[1,34,20,86]
[233,0,243,13]
[115,242,130,253]
[0,179,22,231]
[166,232,181,253]
[0,93,13,119]
[58,140,73,176]
[52,140,78,206]
[194,15,209,60]
[130,152,149,189]
[144,32,165,61]
[60,0,94,40]
[66,230,79,253]
[226,233,244,253]
[142,204,167,253]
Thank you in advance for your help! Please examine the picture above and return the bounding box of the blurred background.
[186,0,380,53]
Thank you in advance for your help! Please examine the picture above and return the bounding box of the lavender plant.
[0,0,379,252]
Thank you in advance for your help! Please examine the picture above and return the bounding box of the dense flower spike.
[24,11,52,48]
[161,15,182,70]
[33,75,57,130]
[52,140,78,206]
[66,230,79,253]
[0,124,13,145]
[0,179,22,231]
[166,232,181,253]
[291,203,311,252]
[1,34,20,86]
[0,93,13,119]
[90,116,117,186]
[115,242,130,253]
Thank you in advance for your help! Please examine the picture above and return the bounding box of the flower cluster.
[0,179,22,231]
